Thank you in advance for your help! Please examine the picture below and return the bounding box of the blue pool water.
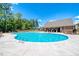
[15,32,68,42]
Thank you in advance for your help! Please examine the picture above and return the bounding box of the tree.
[29,19,39,29]
[14,13,23,30]
[0,3,12,32]
[0,3,39,32]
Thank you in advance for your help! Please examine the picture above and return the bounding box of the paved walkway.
[0,33,79,56]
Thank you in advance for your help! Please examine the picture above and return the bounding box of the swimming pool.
[15,32,68,42]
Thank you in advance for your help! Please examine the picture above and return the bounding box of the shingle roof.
[44,18,74,28]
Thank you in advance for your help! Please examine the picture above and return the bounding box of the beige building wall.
[61,26,73,34]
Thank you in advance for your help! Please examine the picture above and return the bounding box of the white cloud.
[74,20,79,24]
[74,16,79,19]
[38,19,42,22]
[11,7,14,11]
[74,16,79,24]
[39,24,42,27]
[11,3,19,11]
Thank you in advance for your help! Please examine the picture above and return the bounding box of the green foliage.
[0,3,39,32]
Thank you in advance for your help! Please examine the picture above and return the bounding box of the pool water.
[15,32,68,42]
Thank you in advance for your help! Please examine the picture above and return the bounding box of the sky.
[12,3,79,27]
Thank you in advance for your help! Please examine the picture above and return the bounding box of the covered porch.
[43,27,62,32]
[43,26,73,34]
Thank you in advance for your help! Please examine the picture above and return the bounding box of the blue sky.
[12,3,79,27]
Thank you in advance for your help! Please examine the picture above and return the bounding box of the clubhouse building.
[43,18,76,34]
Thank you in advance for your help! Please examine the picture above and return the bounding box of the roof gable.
[44,18,73,28]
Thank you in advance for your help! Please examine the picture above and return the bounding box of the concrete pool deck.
[0,33,79,56]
